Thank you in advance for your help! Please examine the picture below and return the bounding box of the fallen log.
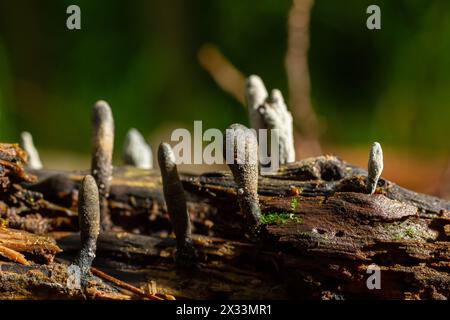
[0,141,448,299]
[14,155,449,299]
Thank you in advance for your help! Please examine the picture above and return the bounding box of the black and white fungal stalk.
[157,142,196,267]
[246,75,269,131]
[224,124,262,233]
[245,75,296,164]
[367,142,383,194]
[91,100,114,230]
[122,128,153,169]
[74,175,100,284]
[20,131,43,169]
[258,89,296,164]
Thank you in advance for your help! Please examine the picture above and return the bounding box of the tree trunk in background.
[285,0,322,158]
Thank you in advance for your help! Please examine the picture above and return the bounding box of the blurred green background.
[0,0,448,192]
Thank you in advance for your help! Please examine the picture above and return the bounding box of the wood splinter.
[367,142,384,194]
[91,100,114,231]
[157,142,197,268]
[73,175,100,285]
[224,124,262,235]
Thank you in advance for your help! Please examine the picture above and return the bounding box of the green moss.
[391,226,417,240]
[261,212,302,225]
[290,197,299,212]
[404,227,416,238]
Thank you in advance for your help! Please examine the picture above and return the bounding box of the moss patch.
[261,212,302,225]
[404,227,416,238]
[290,197,299,212]
[388,222,436,241]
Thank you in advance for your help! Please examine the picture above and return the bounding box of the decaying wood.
[0,227,61,265]
[56,231,290,299]
[0,143,36,188]
[90,267,163,300]
[0,261,141,300]
[0,143,74,234]
[1,144,449,299]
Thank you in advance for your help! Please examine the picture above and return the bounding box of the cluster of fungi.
[0,76,449,300]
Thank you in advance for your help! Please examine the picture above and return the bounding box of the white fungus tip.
[20,131,43,170]
[123,128,153,169]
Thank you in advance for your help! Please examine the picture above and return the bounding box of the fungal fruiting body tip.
[123,128,153,169]
[224,124,262,235]
[367,142,383,194]
[20,131,43,170]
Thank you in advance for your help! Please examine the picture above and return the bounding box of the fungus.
[245,75,268,131]
[258,89,296,164]
[245,75,296,164]
[74,175,100,286]
[91,100,114,230]
[224,124,262,234]
[20,131,43,170]
[157,142,197,268]
[122,128,153,169]
[367,142,383,194]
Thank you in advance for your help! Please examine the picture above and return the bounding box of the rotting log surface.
[2,154,450,299]
[0,227,61,265]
